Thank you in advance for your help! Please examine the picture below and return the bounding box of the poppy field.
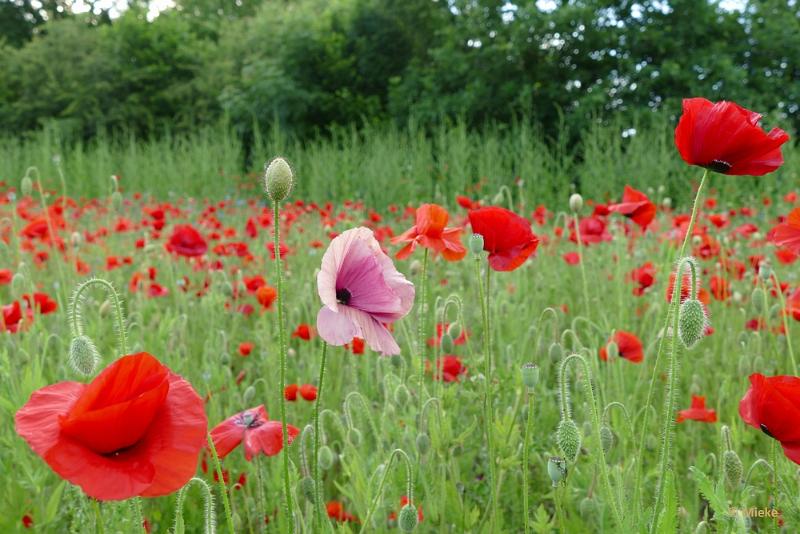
[2,98,800,533]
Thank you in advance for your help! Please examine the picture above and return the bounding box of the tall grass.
[1,117,796,208]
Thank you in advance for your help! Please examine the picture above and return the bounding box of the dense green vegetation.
[1,0,798,143]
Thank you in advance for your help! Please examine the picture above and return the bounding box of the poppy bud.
[70,231,82,248]
[416,433,430,455]
[678,299,707,349]
[398,504,419,532]
[348,428,362,447]
[521,363,539,390]
[469,234,484,255]
[737,354,751,376]
[556,418,581,462]
[391,354,404,368]
[600,425,614,455]
[300,476,316,503]
[243,385,256,405]
[394,384,410,407]
[758,263,772,281]
[68,335,100,376]
[751,288,764,312]
[98,299,112,317]
[549,342,563,361]
[264,157,294,203]
[11,272,26,295]
[447,322,462,339]
[20,175,33,197]
[318,446,334,470]
[111,191,122,212]
[579,497,595,518]
[492,192,505,205]
[547,456,567,487]
[569,193,583,213]
[440,333,455,353]
[694,521,709,534]
[723,450,743,488]
[606,341,619,360]
[662,197,672,209]
[692,235,702,246]
[769,303,780,320]
[409,260,422,276]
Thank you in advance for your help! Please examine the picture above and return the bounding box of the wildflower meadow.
[3,96,800,534]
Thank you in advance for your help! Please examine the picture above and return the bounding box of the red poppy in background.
[166,224,208,257]
[209,404,299,461]
[709,276,730,301]
[284,384,299,401]
[768,208,800,253]
[392,204,466,261]
[786,289,800,322]
[291,323,314,340]
[15,353,207,500]
[562,252,580,265]
[629,262,656,296]
[607,185,656,229]
[599,331,644,363]
[2,301,24,333]
[468,207,538,271]
[739,373,800,464]
[22,293,58,315]
[677,395,717,423]
[256,285,277,309]
[569,216,611,245]
[238,342,254,357]
[299,384,317,401]
[0,269,12,285]
[432,355,467,382]
[327,501,358,522]
[675,98,790,176]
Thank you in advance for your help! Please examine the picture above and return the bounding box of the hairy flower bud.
[416,433,431,455]
[723,450,743,488]
[549,342,563,361]
[394,384,410,407]
[606,341,619,360]
[300,476,316,503]
[547,456,567,487]
[348,428,362,447]
[678,299,707,349]
[556,418,581,462]
[440,333,455,354]
[398,504,419,532]
[243,385,256,405]
[521,363,539,390]
[264,157,294,203]
[21,175,33,197]
[569,193,583,213]
[447,322,462,339]
[68,335,100,376]
[600,424,614,455]
[318,446,334,470]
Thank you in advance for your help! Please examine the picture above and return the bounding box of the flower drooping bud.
[300,476,316,503]
[521,363,539,390]
[348,428,362,447]
[723,450,743,488]
[569,193,583,213]
[68,335,100,376]
[416,433,430,455]
[600,424,614,454]
[440,332,455,354]
[678,299,707,349]
[394,384,410,407]
[469,234,484,255]
[606,341,619,360]
[751,288,765,312]
[20,175,33,197]
[318,445,334,470]
[243,385,256,405]
[547,456,567,487]
[556,418,581,462]
[398,504,419,532]
[549,342,563,361]
[264,157,294,203]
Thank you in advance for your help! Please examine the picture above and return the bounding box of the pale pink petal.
[317,306,358,346]
[339,306,401,356]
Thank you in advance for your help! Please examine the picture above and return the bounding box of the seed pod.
[600,425,614,455]
[416,433,430,455]
[68,335,100,376]
[569,193,583,213]
[398,504,419,532]
[264,157,294,202]
[469,234,484,255]
[318,446,334,470]
[678,299,707,349]
[556,418,581,462]
[521,363,539,390]
[547,456,567,487]
[300,476,316,503]
[723,450,743,488]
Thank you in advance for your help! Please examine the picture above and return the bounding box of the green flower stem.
[206,433,235,534]
[359,449,414,534]
[70,278,128,356]
[522,391,535,534]
[131,497,146,533]
[313,342,330,531]
[272,201,295,531]
[417,248,430,420]
[771,271,797,375]
[573,214,592,318]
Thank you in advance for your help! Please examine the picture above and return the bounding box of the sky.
[71,0,175,20]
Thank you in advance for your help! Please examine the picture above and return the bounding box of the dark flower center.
[705,159,732,173]
[760,423,774,438]
[336,288,351,305]
[237,411,263,429]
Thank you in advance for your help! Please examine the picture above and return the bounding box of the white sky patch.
[71,0,175,20]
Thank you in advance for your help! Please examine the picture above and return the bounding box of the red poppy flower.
[768,208,800,253]
[284,384,299,401]
[739,373,800,464]
[433,355,467,382]
[675,98,790,176]
[599,331,644,363]
[256,285,277,309]
[391,204,466,261]
[666,272,711,305]
[22,514,33,529]
[607,185,656,229]
[22,293,58,315]
[426,323,469,347]
[709,276,730,301]
[15,353,207,500]
[0,269,12,285]
[786,289,800,322]
[569,216,611,245]
[468,207,539,271]
[677,395,717,423]
[209,405,299,461]
[327,501,358,522]
[2,301,24,333]
[166,224,208,257]
[238,342,254,357]
[347,337,365,354]
[629,262,656,296]
[291,324,314,340]
[562,252,580,265]
[299,384,318,401]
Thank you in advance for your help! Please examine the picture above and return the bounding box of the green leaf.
[690,466,730,522]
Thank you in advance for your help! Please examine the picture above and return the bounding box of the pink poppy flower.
[316,227,415,355]
[209,405,299,461]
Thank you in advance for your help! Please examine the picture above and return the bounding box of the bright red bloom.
[2,301,24,333]
[256,285,277,309]
[599,331,644,363]
[433,355,467,382]
[768,208,800,253]
[15,353,207,500]
[284,384,299,401]
[291,323,314,340]
[427,322,469,347]
[22,293,58,315]
[0,269,12,285]
[209,404,299,461]
[629,262,656,296]
[166,224,208,257]
[666,272,711,305]
[327,501,358,522]
[348,337,365,354]
[709,276,730,301]
[468,207,538,271]
[739,373,800,464]
[299,384,318,401]
[238,342,254,357]
[607,185,656,229]
[675,98,790,176]
[391,204,466,261]
[677,395,717,423]
[570,216,611,245]
[22,514,33,529]
[787,289,800,322]
[562,252,580,265]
